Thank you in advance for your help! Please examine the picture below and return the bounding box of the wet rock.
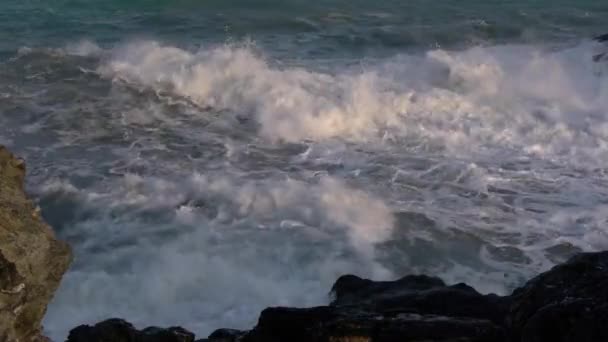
[521,299,608,342]
[330,274,446,305]
[238,273,510,341]
[0,146,72,342]
[331,274,510,324]
[507,251,608,342]
[66,318,195,342]
[243,306,505,342]
[594,33,608,42]
[65,251,608,342]
[207,328,246,342]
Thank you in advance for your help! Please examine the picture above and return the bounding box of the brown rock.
[0,146,72,342]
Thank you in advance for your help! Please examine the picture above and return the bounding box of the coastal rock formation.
[507,251,608,342]
[66,319,195,342]
[66,252,608,342]
[0,146,72,342]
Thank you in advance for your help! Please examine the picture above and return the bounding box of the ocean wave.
[91,39,608,168]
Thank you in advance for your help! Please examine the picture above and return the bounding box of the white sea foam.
[65,40,103,57]
[43,174,394,339]
[97,40,608,167]
[38,39,608,340]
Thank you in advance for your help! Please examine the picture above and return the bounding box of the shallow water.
[1,1,608,340]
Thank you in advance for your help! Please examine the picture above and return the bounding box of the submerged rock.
[0,146,72,342]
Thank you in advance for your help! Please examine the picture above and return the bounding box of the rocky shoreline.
[65,251,608,342]
[1,145,607,342]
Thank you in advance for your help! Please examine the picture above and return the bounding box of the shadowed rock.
[234,274,511,342]
[242,306,505,342]
[507,251,608,342]
[66,318,195,342]
[330,274,510,324]
[207,328,247,342]
[594,33,608,42]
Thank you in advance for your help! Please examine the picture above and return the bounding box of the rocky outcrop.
[236,275,509,342]
[66,319,195,342]
[65,251,608,342]
[507,251,608,342]
[0,146,72,342]
[330,274,510,324]
[60,253,608,342]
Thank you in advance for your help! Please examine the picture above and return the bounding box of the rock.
[594,33,608,42]
[64,251,608,342]
[238,273,511,342]
[331,274,510,324]
[66,318,196,342]
[207,328,246,342]
[330,274,445,305]
[521,300,608,342]
[243,306,505,342]
[507,251,608,342]
[0,146,72,342]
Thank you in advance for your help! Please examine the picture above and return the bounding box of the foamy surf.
[94,40,608,167]
[2,35,608,342]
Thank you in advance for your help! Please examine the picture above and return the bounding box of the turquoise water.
[2,1,607,58]
[1,1,608,341]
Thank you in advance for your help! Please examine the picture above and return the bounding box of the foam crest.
[98,41,608,168]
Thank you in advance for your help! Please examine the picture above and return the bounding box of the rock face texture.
[239,275,509,342]
[0,146,72,342]
[507,251,608,342]
[66,319,195,342]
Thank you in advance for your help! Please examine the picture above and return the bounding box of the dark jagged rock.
[236,274,511,341]
[507,251,608,342]
[207,328,246,342]
[594,33,608,42]
[521,300,608,342]
[330,274,446,305]
[66,318,195,342]
[331,274,510,324]
[237,274,511,341]
[66,252,608,342]
[237,253,608,341]
[242,306,505,342]
[0,146,72,342]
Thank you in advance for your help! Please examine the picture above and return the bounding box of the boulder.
[66,318,195,342]
[243,306,505,342]
[239,273,511,342]
[0,146,72,342]
[331,274,510,324]
[507,251,608,342]
[207,328,246,342]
